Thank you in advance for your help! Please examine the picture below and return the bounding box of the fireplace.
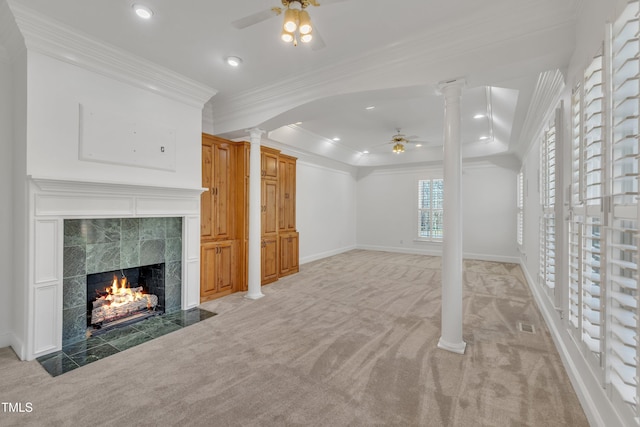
[24,177,202,361]
[63,217,183,347]
[86,264,164,334]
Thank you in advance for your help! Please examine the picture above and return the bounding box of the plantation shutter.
[517,171,524,246]
[609,1,640,408]
[418,179,444,241]
[540,119,557,290]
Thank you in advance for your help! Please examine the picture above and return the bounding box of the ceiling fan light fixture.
[298,10,312,34]
[283,8,298,32]
[281,29,295,43]
[392,143,405,153]
[300,31,313,43]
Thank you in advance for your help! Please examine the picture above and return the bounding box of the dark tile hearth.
[37,308,216,377]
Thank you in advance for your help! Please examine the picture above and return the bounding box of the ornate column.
[246,128,265,300]
[437,79,466,354]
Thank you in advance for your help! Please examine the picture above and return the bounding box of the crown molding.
[211,1,579,133]
[0,0,25,62]
[7,1,217,108]
[517,69,565,157]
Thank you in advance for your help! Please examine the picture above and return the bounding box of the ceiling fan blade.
[232,8,281,29]
[311,27,326,51]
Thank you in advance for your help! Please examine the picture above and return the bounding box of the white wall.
[356,162,518,262]
[0,56,13,348]
[25,52,202,189]
[296,161,357,264]
[10,49,27,357]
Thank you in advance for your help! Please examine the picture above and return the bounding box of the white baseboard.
[300,245,357,265]
[519,260,629,427]
[356,244,442,257]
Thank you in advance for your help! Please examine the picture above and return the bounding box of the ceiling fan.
[386,129,430,154]
[232,0,349,49]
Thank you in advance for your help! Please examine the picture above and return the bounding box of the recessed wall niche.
[62,217,182,347]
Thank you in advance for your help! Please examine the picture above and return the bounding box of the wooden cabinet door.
[262,179,278,236]
[278,156,296,232]
[201,243,218,298]
[213,142,231,239]
[286,160,296,230]
[262,237,278,284]
[201,241,234,300]
[262,149,278,180]
[201,144,213,239]
[279,232,299,277]
[216,241,234,293]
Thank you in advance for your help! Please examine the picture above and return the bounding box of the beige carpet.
[0,250,588,426]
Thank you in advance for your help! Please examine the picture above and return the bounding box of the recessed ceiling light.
[332,137,340,141]
[295,122,302,125]
[226,56,243,67]
[416,144,422,147]
[479,136,489,141]
[365,106,375,110]
[363,150,369,154]
[474,114,485,119]
[133,4,153,19]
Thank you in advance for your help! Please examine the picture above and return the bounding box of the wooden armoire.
[260,146,299,285]
[200,134,298,301]
[200,134,249,302]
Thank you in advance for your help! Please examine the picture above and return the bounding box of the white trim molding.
[6,1,217,108]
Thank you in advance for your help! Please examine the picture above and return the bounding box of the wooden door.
[278,156,296,232]
[286,159,296,230]
[216,241,234,293]
[262,179,278,236]
[262,149,278,180]
[201,241,235,300]
[201,243,218,298]
[201,144,213,239]
[279,232,299,277]
[213,142,231,239]
[262,237,278,284]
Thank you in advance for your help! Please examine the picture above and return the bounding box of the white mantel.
[24,177,203,361]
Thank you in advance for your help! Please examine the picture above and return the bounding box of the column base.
[437,337,467,354]
[244,291,264,300]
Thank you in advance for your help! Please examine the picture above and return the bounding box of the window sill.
[413,239,443,244]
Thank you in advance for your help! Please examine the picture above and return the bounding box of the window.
[563,2,640,417]
[417,178,443,240]
[609,2,639,408]
[568,52,605,367]
[517,171,524,246]
[540,112,558,291]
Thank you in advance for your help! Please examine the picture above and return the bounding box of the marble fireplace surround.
[26,177,202,361]
[63,218,181,347]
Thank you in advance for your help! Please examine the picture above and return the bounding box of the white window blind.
[517,171,524,246]
[609,1,639,409]
[418,179,444,240]
[569,52,606,364]
[540,119,557,290]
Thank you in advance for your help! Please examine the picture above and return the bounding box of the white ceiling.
[14,0,580,167]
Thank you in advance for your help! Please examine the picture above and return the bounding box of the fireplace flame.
[102,275,145,307]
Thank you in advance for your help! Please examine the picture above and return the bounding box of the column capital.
[436,78,466,97]
[247,128,265,143]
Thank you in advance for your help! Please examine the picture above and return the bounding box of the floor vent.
[518,322,536,334]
